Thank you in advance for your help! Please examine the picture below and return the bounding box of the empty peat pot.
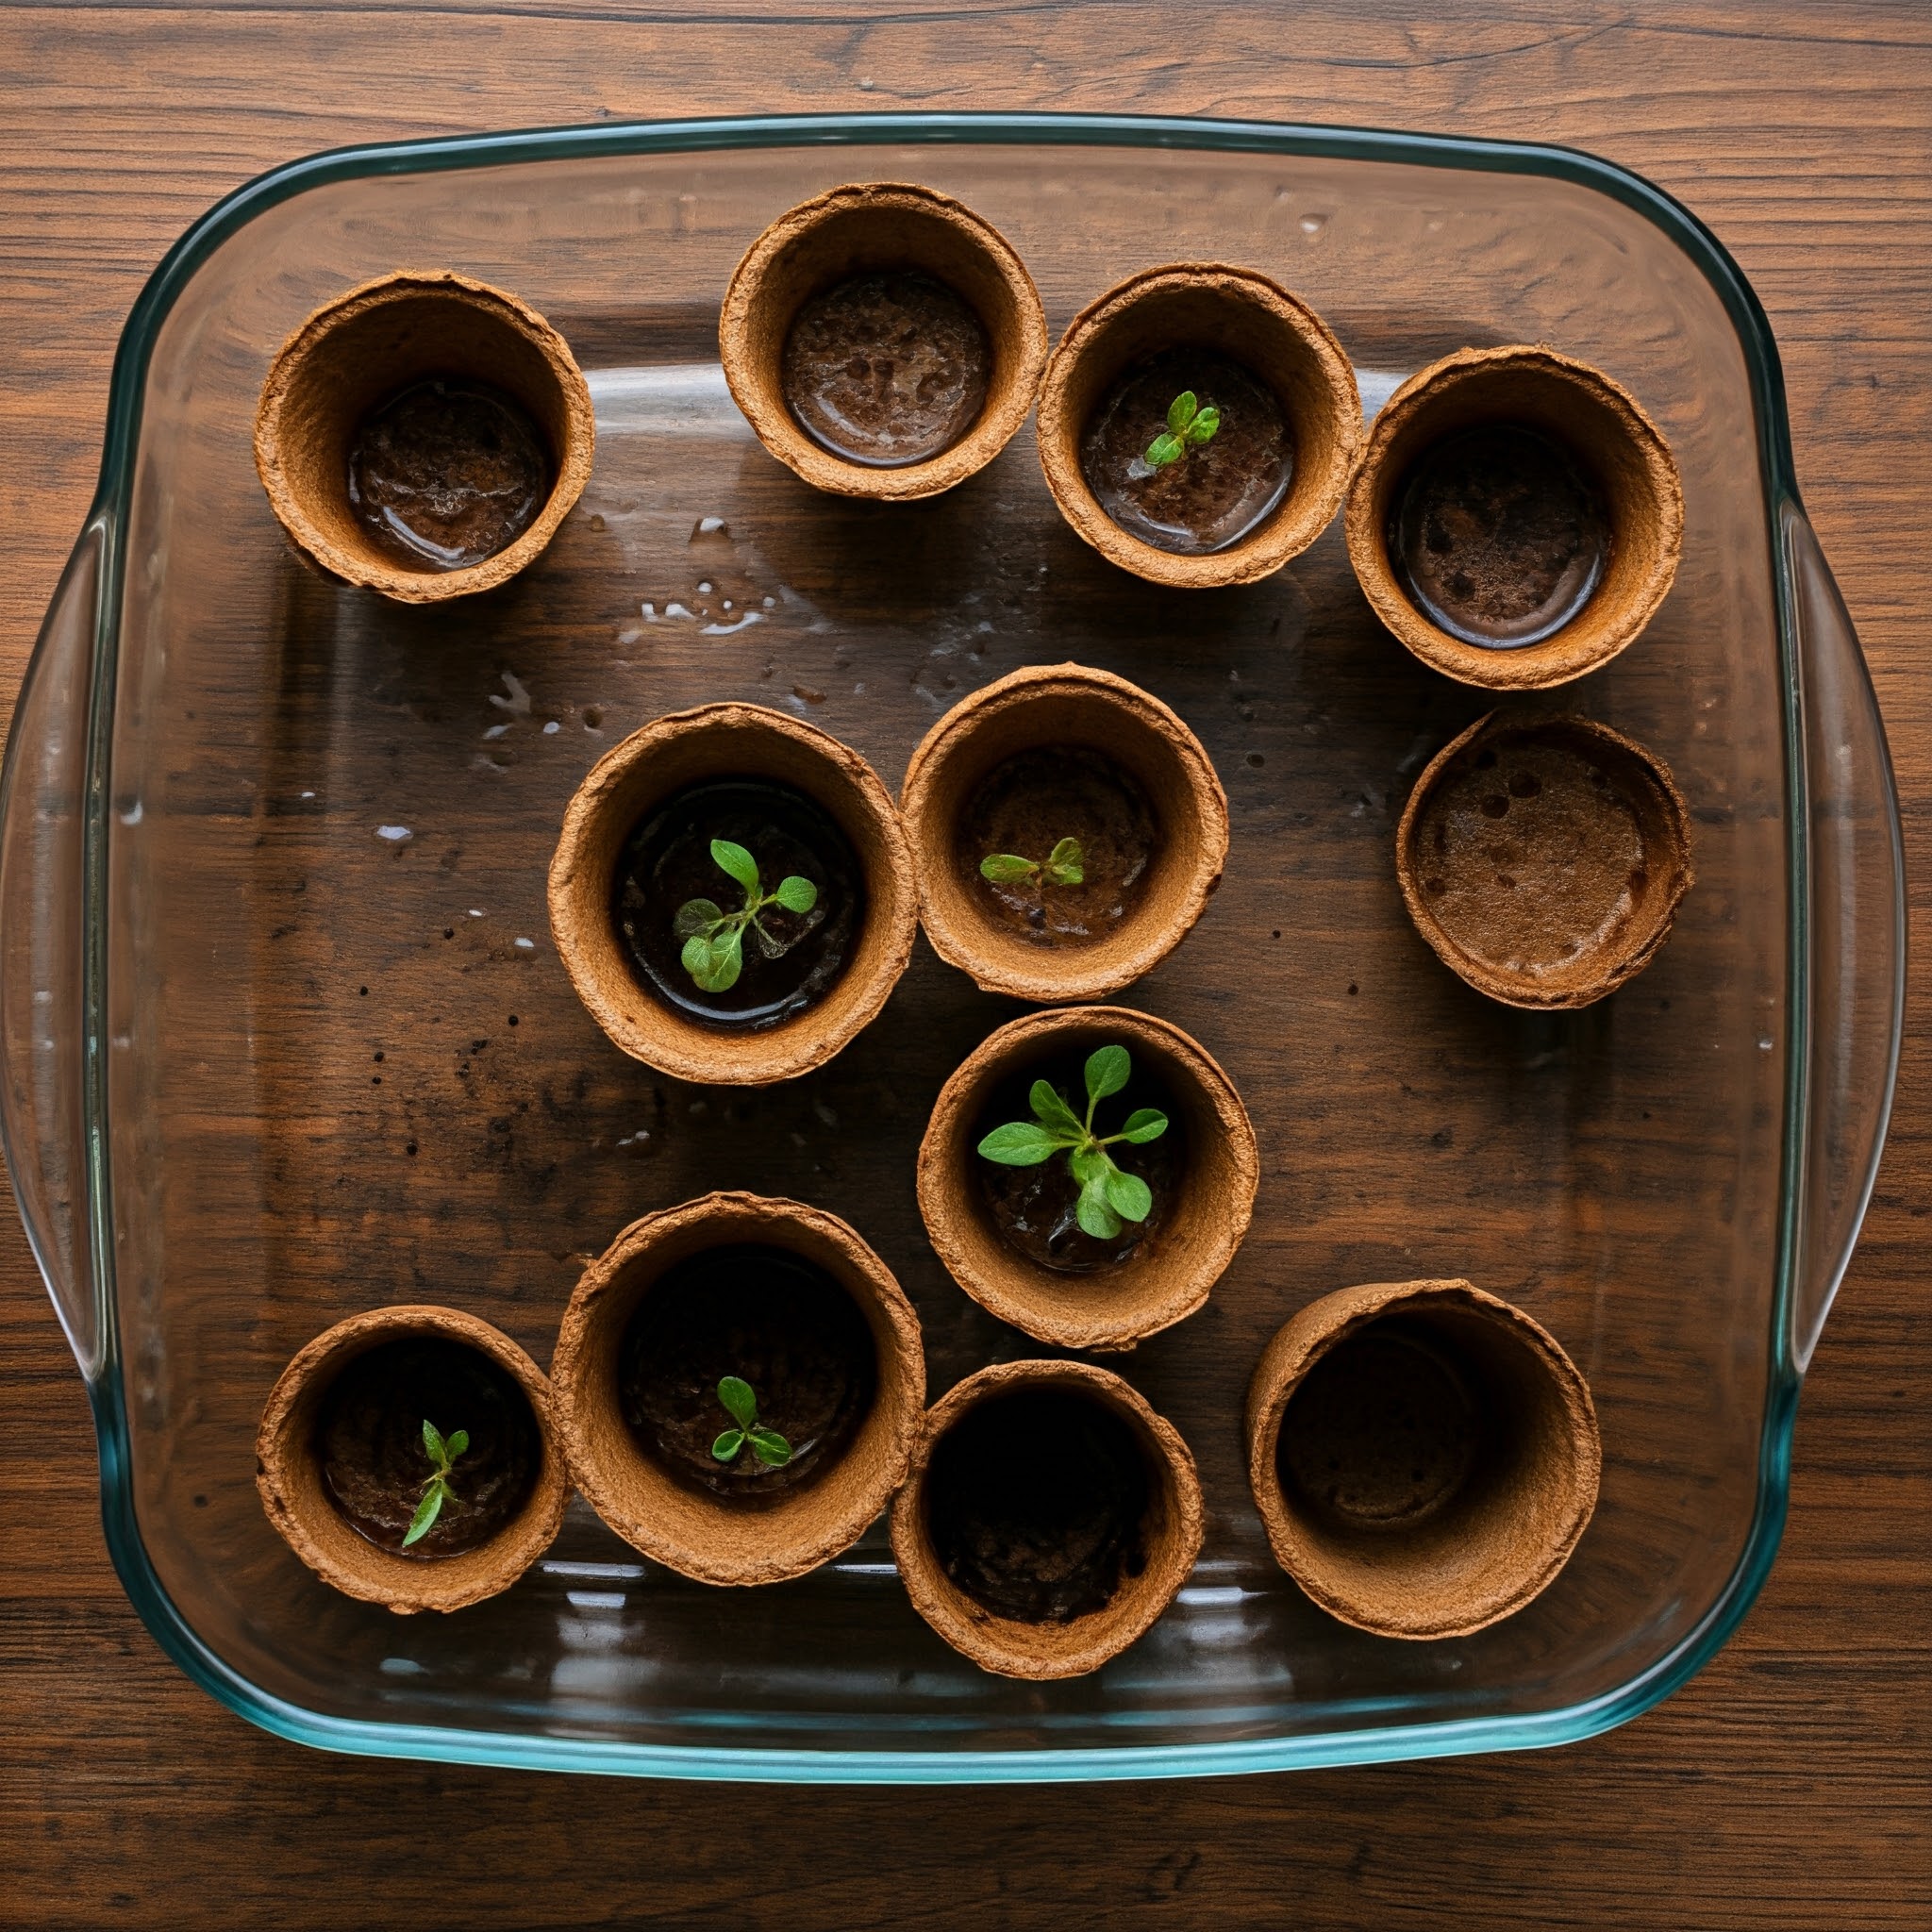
[1036,263,1362,588]
[253,271,594,603]
[1246,1280,1600,1640]
[548,701,918,1084]
[255,1305,568,1615]
[891,1359,1203,1679]
[720,181,1048,500]
[899,663,1229,1003]
[1396,709,1694,1008]
[551,1192,925,1586]
[1344,343,1682,690]
[918,1005,1257,1351]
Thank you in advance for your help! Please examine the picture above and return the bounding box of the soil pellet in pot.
[925,1387,1151,1623]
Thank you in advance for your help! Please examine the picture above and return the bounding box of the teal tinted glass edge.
[73,110,1812,1784]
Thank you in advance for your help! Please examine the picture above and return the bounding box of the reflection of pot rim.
[1244,1278,1601,1641]
[720,181,1048,501]
[255,1304,568,1615]
[1395,708,1694,1010]
[252,270,594,604]
[917,1003,1257,1351]
[548,702,918,1086]
[899,662,1229,1003]
[891,1357,1203,1680]
[1345,342,1683,690]
[551,1192,925,1586]
[1036,262,1362,588]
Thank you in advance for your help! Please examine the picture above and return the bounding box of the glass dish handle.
[1787,501,1905,1374]
[0,519,105,1382]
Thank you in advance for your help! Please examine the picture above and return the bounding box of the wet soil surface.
[925,1386,1151,1623]
[316,1336,541,1557]
[613,776,863,1030]
[619,1243,877,1504]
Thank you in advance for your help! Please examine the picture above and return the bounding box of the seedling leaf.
[710,839,760,896]
[403,1483,445,1547]
[773,874,818,914]
[421,1419,446,1463]
[1085,1044,1131,1104]
[1116,1108,1169,1144]
[690,928,743,993]
[1168,391,1198,435]
[1105,1168,1153,1222]
[1028,1081,1086,1140]
[719,1375,759,1429]
[1188,405,1220,445]
[712,1428,745,1462]
[444,1429,470,1458]
[675,897,724,939]
[1076,1178,1124,1241]
[978,1122,1063,1165]
[979,853,1038,884]
[1144,431,1184,469]
[749,1428,792,1468]
[1043,837,1086,885]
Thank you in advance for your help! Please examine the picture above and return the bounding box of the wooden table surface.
[2,4,1927,1925]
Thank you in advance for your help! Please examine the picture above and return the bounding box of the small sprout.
[976,1043,1170,1241]
[675,839,820,993]
[711,1374,792,1469]
[979,836,1085,890]
[403,1418,470,1547]
[1144,390,1222,469]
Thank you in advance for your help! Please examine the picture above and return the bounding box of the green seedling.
[403,1418,469,1547]
[1143,390,1222,469]
[675,839,819,994]
[976,1043,1170,1241]
[711,1375,792,1469]
[979,836,1085,890]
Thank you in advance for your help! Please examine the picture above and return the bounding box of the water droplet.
[514,937,536,951]
[542,720,561,735]
[375,824,412,843]
[1300,212,1329,236]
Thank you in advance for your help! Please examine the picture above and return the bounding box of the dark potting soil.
[618,1243,878,1504]
[974,1045,1184,1274]
[957,745,1159,949]
[1389,422,1610,647]
[781,271,991,468]
[925,1387,1152,1624]
[612,776,863,1031]
[1079,347,1292,555]
[346,376,551,571]
[315,1336,541,1558]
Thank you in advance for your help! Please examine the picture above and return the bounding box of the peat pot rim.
[252,269,594,604]
[898,661,1230,1003]
[550,1191,926,1587]
[890,1357,1204,1679]
[1244,1278,1601,1641]
[1343,342,1684,691]
[255,1303,568,1616]
[547,701,919,1085]
[917,1003,1258,1350]
[1035,261,1363,588]
[1395,708,1694,1010]
[720,180,1049,500]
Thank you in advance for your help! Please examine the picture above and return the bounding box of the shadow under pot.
[899,663,1229,1004]
[1036,262,1361,588]
[1396,709,1693,1009]
[1246,1279,1601,1641]
[720,181,1048,500]
[918,1005,1257,1351]
[891,1359,1202,1679]
[550,1192,925,1586]
[255,1305,568,1614]
[547,702,918,1085]
[1344,343,1683,690]
[253,270,594,603]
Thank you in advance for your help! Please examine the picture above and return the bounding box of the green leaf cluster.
[979,836,1084,890]
[976,1043,1169,1241]
[1144,390,1222,469]
[404,1417,470,1547]
[675,840,819,993]
[711,1375,792,1469]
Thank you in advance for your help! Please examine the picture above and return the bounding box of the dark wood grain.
[1,4,1928,1927]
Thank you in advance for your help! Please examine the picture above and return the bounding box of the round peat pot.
[1245,1279,1600,1640]
[1345,343,1683,690]
[891,1359,1203,1680]
[255,1305,568,1615]
[1396,709,1693,1008]
[551,1193,925,1587]
[898,663,1229,1004]
[253,271,594,603]
[720,181,1048,500]
[548,702,918,1085]
[918,1005,1257,1351]
[1036,262,1361,588]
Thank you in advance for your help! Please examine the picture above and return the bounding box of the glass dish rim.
[67,108,1815,1784]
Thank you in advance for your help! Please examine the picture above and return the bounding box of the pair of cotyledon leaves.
[1143,390,1222,470]
[711,1374,792,1469]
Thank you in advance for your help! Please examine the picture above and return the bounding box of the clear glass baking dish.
[0,111,1902,1782]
